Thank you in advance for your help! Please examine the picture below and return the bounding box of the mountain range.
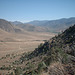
[12,17,75,33]
[0,17,75,34]
[0,19,54,42]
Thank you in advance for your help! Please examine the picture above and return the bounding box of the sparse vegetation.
[20,25,75,75]
[0,25,75,75]
[14,67,23,75]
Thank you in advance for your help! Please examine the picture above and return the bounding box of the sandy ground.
[0,41,43,57]
[0,31,56,74]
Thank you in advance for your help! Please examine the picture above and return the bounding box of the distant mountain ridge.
[26,17,75,32]
[27,17,75,26]
[12,21,49,32]
[0,19,24,33]
[11,21,23,25]
[11,17,75,33]
[1,17,75,33]
[42,17,75,30]
[27,20,48,26]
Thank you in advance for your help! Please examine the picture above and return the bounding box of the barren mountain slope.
[20,25,75,75]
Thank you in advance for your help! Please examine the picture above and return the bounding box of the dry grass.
[0,31,55,56]
[0,31,55,74]
[48,62,66,75]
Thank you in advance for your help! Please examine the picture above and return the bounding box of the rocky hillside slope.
[20,24,75,75]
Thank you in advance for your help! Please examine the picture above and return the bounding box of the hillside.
[19,25,75,75]
[0,19,15,32]
[0,19,24,33]
[27,25,75,58]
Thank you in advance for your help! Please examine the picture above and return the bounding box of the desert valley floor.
[0,32,55,74]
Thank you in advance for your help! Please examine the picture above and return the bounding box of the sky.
[0,0,75,22]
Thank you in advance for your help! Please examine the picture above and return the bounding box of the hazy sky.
[0,0,75,22]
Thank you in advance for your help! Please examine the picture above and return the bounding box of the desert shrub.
[38,43,43,48]
[1,56,6,59]
[31,70,38,75]
[24,70,38,75]
[6,54,10,57]
[44,57,51,66]
[13,60,21,65]
[54,47,69,63]
[62,53,69,64]
[14,67,23,75]
[27,62,35,70]
[9,72,13,75]
[0,65,12,70]
[38,61,47,74]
